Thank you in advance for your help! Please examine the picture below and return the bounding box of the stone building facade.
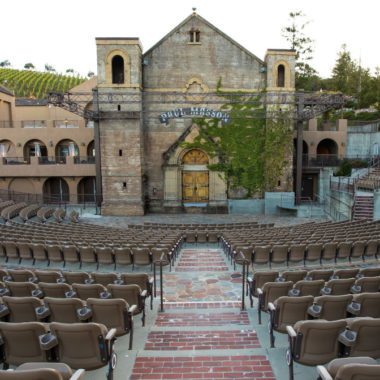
[95,12,296,215]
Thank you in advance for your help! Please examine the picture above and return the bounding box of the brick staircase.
[130,246,276,380]
[353,194,374,220]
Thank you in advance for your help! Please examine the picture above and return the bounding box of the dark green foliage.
[0,68,85,99]
[183,92,293,197]
[335,160,352,176]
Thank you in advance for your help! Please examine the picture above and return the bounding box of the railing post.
[241,259,246,311]
[160,260,164,313]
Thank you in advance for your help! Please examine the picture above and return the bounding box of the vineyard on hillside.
[0,68,86,99]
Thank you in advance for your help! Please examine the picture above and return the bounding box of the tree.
[45,64,56,72]
[66,68,74,74]
[331,44,357,95]
[87,71,95,78]
[183,92,293,197]
[0,60,11,67]
[282,11,318,89]
[24,63,35,70]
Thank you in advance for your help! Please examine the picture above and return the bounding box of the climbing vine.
[183,91,293,197]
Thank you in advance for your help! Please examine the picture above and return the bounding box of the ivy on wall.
[183,91,293,197]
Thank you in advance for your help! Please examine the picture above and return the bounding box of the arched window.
[112,55,124,84]
[277,64,285,87]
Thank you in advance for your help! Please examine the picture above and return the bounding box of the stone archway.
[181,149,209,203]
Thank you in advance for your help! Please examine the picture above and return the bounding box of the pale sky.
[1,0,378,78]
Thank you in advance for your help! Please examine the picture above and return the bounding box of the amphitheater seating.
[347,293,380,318]
[0,363,85,380]
[317,357,380,380]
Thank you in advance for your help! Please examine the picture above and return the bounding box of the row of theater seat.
[286,317,380,380]
[0,295,137,350]
[0,240,177,269]
[267,292,380,348]
[228,240,380,268]
[248,268,380,300]
[0,321,117,378]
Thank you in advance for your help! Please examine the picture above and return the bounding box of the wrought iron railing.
[21,120,47,128]
[2,157,29,165]
[73,156,95,164]
[38,156,67,164]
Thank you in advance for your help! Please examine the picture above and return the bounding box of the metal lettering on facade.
[159,107,230,125]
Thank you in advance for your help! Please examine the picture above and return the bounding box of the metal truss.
[48,90,348,122]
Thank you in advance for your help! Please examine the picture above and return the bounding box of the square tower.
[95,38,144,215]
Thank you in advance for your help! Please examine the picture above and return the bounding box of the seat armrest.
[113,279,124,285]
[257,288,263,296]
[308,303,322,318]
[65,290,77,298]
[247,276,253,284]
[316,365,333,380]
[351,284,362,294]
[29,276,38,283]
[56,277,66,284]
[0,304,9,318]
[288,288,300,297]
[105,328,117,341]
[84,278,95,284]
[128,304,137,314]
[35,305,51,319]
[338,329,357,346]
[268,302,276,312]
[70,369,86,380]
[77,306,92,321]
[31,289,44,299]
[100,291,112,299]
[347,301,361,315]
[148,277,154,284]
[320,286,332,296]
[141,290,148,297]
[39,333,58,350]
[286,325,297,338]
[0,287,10,297]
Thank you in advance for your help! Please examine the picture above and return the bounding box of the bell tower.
[95,37,144,215]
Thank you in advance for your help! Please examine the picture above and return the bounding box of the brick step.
[155,312,249,327]
[131,355,275,380]
[176,266,229,272]
[163,301,241,309]
[144,330,260,350]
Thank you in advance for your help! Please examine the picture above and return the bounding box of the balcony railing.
[38,156,67,165]
[54,120,79,128]
[300,154,341,167]
[22,120,47,128]
[2,157,29,165]
[0,121,14,128]
[74,156,95,164]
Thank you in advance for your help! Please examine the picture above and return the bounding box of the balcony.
[298,154,341,167]
[22,120,47,128]
[0,156,95,177]
[54,120,79,128]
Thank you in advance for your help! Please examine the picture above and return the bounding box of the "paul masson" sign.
[159,107,230,125]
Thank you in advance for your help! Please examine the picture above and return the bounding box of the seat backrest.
[2,296,43,322]
[252,246,270,264]
[348,317,380,358]
[8,269,35,282]
[351,241,366,257]
[62,245,79,262]
[44,297,85,323]
[294,279,325,297]
[353,293,380,318]
[337,242,352,258]
[307,269,334,282]
[49,322,108,370]
[359,268,380,278]
[273,295,313,332]
[314,294,353,320]
[261,281,293,309]
[6,281,38,297]
[326,278,356,296]
[63,272,91,285]
[271,245,288,263]
[92,273,118,287]
[95,247,114,264]
[113,247,133,264]
[253,271,279,294]
[107,284,142,310]
[86,298,129,336]
[39,282,71,298]
[334,268,359,279]
[281,270,307,283]
[306,244,323,261]
[78,246,96,263]
[0,368,64,380]
[288,244,306,262]
[322,242,337,260]
[293,319,347,365]
[121,273,149,292]
[356,276,380,293]
[35,270,62,283]
[335,363,380,380]
[131,248,151,265]
[0,321,50,366]
[72,283,106,300]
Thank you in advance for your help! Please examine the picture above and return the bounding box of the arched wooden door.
[182,149,209,203]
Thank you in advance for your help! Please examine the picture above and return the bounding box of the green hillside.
[0,68,86,99]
